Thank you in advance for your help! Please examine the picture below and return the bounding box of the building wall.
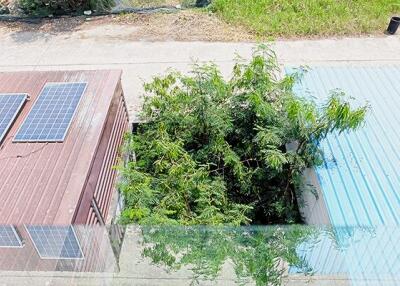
[74,80,129,225]
[298,168,331,225]
[286,142,331,225]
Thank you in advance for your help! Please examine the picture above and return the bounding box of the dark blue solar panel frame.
[25,225,84,259]
[14,82,87,142]
[0,225,23,248]
[0,94,27,143]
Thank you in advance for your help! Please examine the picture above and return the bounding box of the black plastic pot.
[387,16,400,35]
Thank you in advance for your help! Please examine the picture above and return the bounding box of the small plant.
[119,45,367,225]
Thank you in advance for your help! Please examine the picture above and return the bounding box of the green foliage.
[210,0,400,37]
[19,0,114,16]
[140,225,316,286]
[119,45,367,225]
[139,225,381,285]
[19,0,82,16]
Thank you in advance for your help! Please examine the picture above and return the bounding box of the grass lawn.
[210,0,400,37]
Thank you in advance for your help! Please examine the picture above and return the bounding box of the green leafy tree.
[119,45,368,225]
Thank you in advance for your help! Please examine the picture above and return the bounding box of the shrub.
[89,0,114,12]
[19,0,114,16]
[19,0,84,15]
[119,45,367,226]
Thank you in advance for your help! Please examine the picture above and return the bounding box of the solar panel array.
[0,94,27,143]
[26,225,83,259]
[0,225,23,247]
[14,82,87,142]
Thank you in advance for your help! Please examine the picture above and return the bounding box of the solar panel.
[0,94,27,143]
[14,82,87,142]
[26,225,84,259]
[0,225,23,247]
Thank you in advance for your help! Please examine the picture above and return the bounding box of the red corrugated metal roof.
[0,70,123,225]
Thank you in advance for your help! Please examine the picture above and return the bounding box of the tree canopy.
[119,45,368,225]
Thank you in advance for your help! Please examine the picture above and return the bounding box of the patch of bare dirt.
[115,10,255,41]
[0,10,256,42]
[0,15,102,33]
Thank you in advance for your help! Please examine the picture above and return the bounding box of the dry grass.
[115,9,255,41]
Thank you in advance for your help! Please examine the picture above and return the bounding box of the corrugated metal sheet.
[0,70,127,225]
[73,80,129,224]
[290,66,400,227]
[94,92,128,220]
[290,227,400,282]
[287,66,400,282]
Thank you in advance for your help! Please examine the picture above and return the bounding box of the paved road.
[1,24,399,121]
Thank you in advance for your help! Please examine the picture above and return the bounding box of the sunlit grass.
[210,0,400,37]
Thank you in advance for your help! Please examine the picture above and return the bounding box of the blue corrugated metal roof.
[290,66,400,227]
[289,226,400,282]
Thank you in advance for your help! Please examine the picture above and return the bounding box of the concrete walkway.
[1,24,399,120]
